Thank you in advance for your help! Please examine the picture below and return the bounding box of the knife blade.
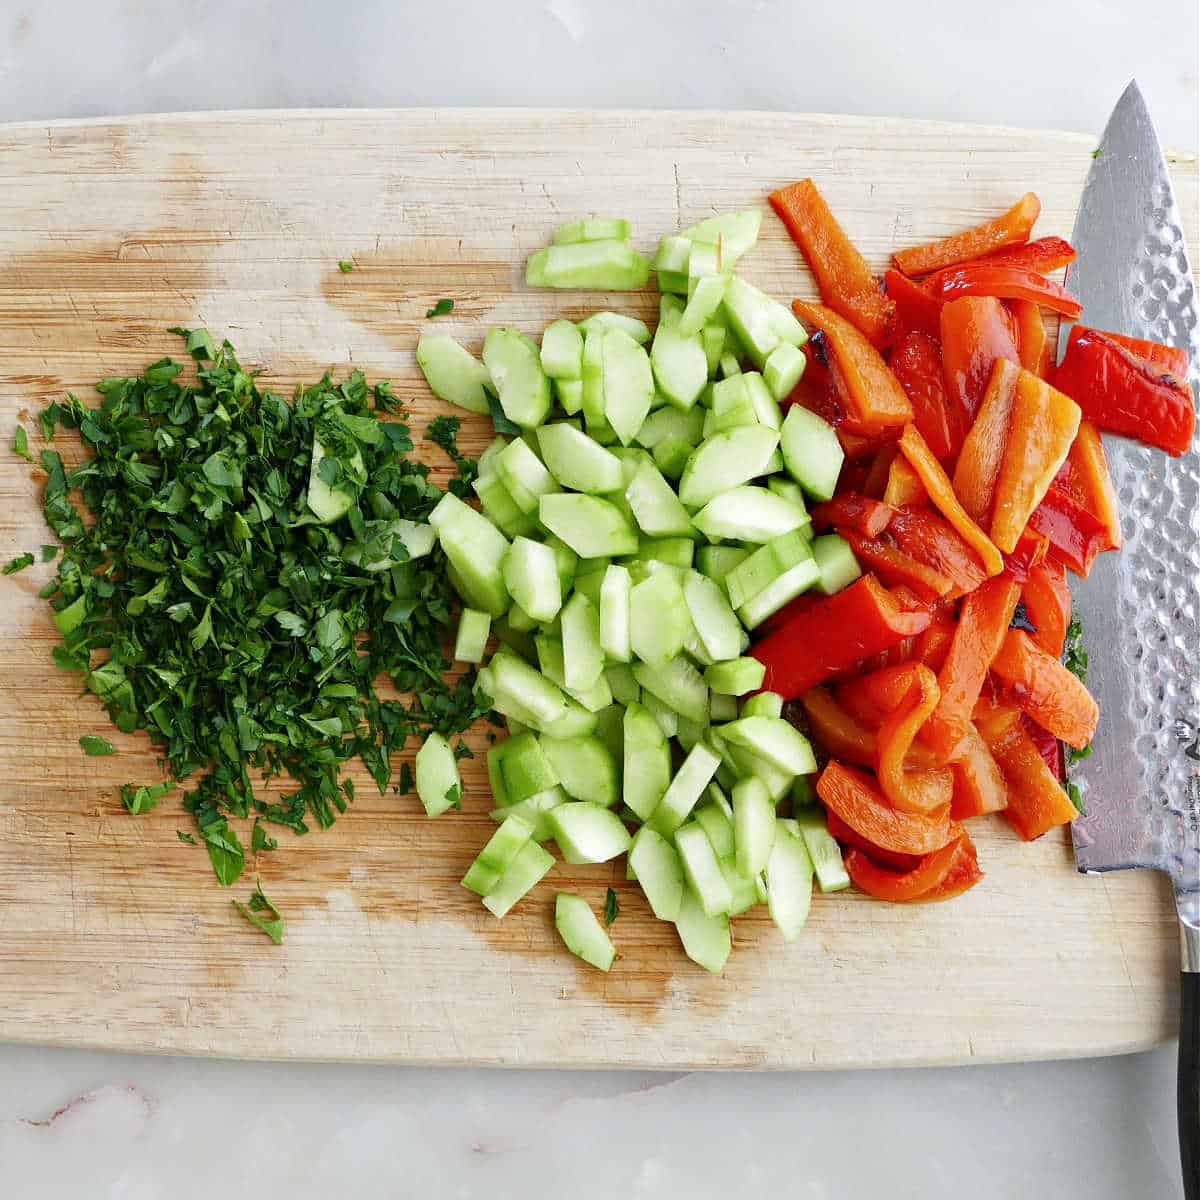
[1061,80,1199,1199]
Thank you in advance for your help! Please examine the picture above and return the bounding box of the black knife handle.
[1182,969,1199,1200]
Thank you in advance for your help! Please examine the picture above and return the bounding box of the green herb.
[425,298,454,318]
[1063,617,1088,684]
[427,415,478,498]
[12,424,34,463]
[338,260,355,273]
[79,734,116,756]
[26,329,487,894]
[232,880,285,944]
[1065,742,1093,769]
[3,553,34,575]
[1092,146,1104,159]
[604,887,619,926]
[444,782,462,810]
[486,392,520,437]
[1065,780,1085,814]
[41,544,58,562]
[251,820,278,853]
[397,762,413,795]
[176,830,198,845]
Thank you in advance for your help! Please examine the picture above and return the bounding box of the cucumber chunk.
[540,319,584,381]
[462,813,536,896]
[811,532,862,596]
[693,794,736,860]
[709,691,738,722]
[429,492,510,617]
[732,777,776,878]
[497,437,559,514]
[741,691,784,720]
[625,458,695,538]
[490,786,567,843]
[725,530,814,610]
[702,324,726,376]
[488,650,570,729]
[632,657,709,725]
[483,328,552,429]
[622,701,673,821]
[677,425,780,509]
[578,311,651,345]
[487,730,560,807]
[629,571,689,667]
[533,239,651,290]
[636,405,705,449]
[555,377,584,415]
[674,886,731,974]
[560,591,604,692]
[548,802,632,864]
[650,318,708,411]
[793,808,851,893]
[601,327,655,445]
[682,209,762,264]
[742,371,783,429]
[474,473,537,538]
[503,536,563,623]
[736,558,821,630]
[650,741,721,836]
[653,234,692,279]
[722,275,807,368]
[683,571,743,662]
[704,656,766,696]
[454,608,491,664]
[414,732,462,816]
[553,217,632,245]
[483,840,555,918]
[643,691,679,738]
[416,334,493,414]
[780,404,844,502]
[721,716,817,775]
[720,857,760,916]
[628,537,695,569]
[675,822,734,916]
[678,273,729,339]
[599,563,633,663]
[719,353,743,379]
[539,735,618,807]
[538,494,639,558]
[629,827,685,921]
[705,374,759,435]
[555,893,617,971]
[604,662,640,705]
[764,820,814,941]
[763,341,807,402]
[692,485,808,543]
[696,544,751,584]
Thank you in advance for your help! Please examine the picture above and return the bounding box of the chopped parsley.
[1063,617,1088,684]
[41,544,58,562]
[11,424,34,463]
[425,298,454,318]
[176,830,198,845]
[1092,147,1104,159]
[3,553,34,575]
[338,260,354,273]
[1065,780,1085,815]
[604,887,620,926]
[79,735,116,756]
[426,415,478,498]
[486,392,520,437]
[232,880,285,944]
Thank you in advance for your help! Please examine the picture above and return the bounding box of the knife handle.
[1181,918,1199,1200]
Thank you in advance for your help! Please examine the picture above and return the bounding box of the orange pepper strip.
[887,507,988,600]
[1020,559,1071,658]
[791,301,913,431]
[950,724,1009,818]
[912,615,956,672]
[893,192,1041,277]
[876,665,955,814]
[861,444,898,498]
[1064,421,1122,550]
[1010,299,1051,377]
[825,809,922,872]
[885,269,944,339]
[940,295,1021,428]
[800,687,878,768]
[916,834,984,901]
[846,828,967,902]
[816,760,954,856]
[924,575,1021,761]
[883,453,927,507]
[840,530,954,600]
[990,370,1081,554]
[978,710,1077,841]
[769,179,897,350]
[990,629,1098,750]
[951,357,1021,527]
[899,424,1004,576]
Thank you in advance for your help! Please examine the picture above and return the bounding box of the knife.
[1063,81,1200,1200]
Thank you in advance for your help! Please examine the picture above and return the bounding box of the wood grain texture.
[0,110,1195,1069]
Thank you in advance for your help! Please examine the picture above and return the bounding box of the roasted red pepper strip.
[928,265,1082,319]
[893,192,1041,277]
[811,492,894,537]
[799,687,879,768]
[951,356,1020,526]
[1002,532,1049,583]
[885,269,944,338]
[940,295,1021,427]
[840,530,954,600]
[1020,558,1071,658]
[1052,328,1195,457]
[912,615,956,672]
[917,835,984,901]
[1063,323,1189,381]
[770,179,897,349]
[883,454,927,508]
[1058,422,1121,551]
[1010,299,1050,377]
[888,507,988,599]
[876,664,954,814]
[1026,483,1109,577]
[977,709,1077,841]
[970,236,1077,275]
[1021,714,1063,783]
[950,724,1009,818]
[990,629,1098,750]
[825,809,922,872]
[861,445,898,498]
[816,760,953,856]
[752,575,931,699]
[845,830,967,902]
[888,331,961,459]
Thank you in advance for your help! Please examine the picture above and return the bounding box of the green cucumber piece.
[741,691,784,720]
[462,813,536,896]
[553,217,631,245]
[793,808,851,893]
[682,209,762,264]
[414,732,462,816]
[454,608,491,664]
[650,742,721,836]
[625,458,694,538]
[675,822,733,916]
[555,378,584,415]
[487,731,560,807]
[811,533,862,596]
[695,544,750,584]
[601,327,655,445]
[709,692,738,722]
[692,486,808,543]
[687,241,722,279]
[763,341,807,402]
[704,656,766,696]
[599,563,633,663]
[578,311,651,345]
[477,436,509,480]
[474,473,537,538]
[652,438,694,481]
[488,651,569,729]
[429,492,510,617]
[720,857,760,916]
[650,318,708,411]
[539,319,584,380]
[543,699,601,739]
[674,886,730,973]
[544,535,578,591]
[548,802,632,864]
[742,371,783,429]
[765,819,814,941]
[482,840,555,918]
[643,691,679,739]
[653,234,692,280]
[571,556,611,604]
[628,537,695,569]
[636,405,705,449]
[721,275,807,368]
[416,334,492,414]
[539,735,618,807]
[792,776,818,809]
[682,570,743,663]
[705,374,758,435]
[503,536,562,624]
[539,494,638,558]
[693,794,736,860]
[766,476,810,513]
[725,530,813,610]
[629,827,684,920]
[702,324,726,376]
[719,353,743,379]
[622,701,672,821]
[721,716,816,775]
[604,662,640,705]
[632,657,708,725]
[678,273,729,339]
[555,893,616,971]
[677,425,780,509]
[674,712,711,753]
[629,570,689,667]
[483,328,551,429]
[537,421,624,495]
[506,601,539,633]
[497,437,559,515]
[533,239,650,290]
[737,558,822,630]
[592,702,624,762]
[307,436,361,524]
[560,591,604,692]
[732,777,776,878]
[780,404,844,502]
[490,786,567,843]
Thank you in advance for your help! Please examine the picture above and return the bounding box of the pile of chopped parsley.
[15,329,488,923]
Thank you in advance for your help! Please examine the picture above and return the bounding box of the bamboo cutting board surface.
[0,110,1195,1069]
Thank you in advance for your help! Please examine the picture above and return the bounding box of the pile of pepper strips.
[748,181,1195,903]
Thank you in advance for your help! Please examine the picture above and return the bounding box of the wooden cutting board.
[0,110,1194,1069]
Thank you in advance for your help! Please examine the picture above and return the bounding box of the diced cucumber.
[416,334,492,414]
[474,473,537,538]
[674,886,731,973]
[555,893,616,971]
[535,421,628,496]
[650,319,708,411]
[732,777,776,878]
[742,371,783,430]
[722,275,807,368]
[793,808,851,893]
[720,857,760,916]
[643,691,679,738]
[539,494,639,558]
[780,405,844,502]
[683,571,743,662]
[650,742,721,836]
[553,217,632,245]
[488,651,569,729]
[705,375,759,435]
[598,563,633,663]
[543,534,578,590]
[692,486,808,543]
[721,716,816,775]
[737,558,821,630]
[653,234,692,281]
[687,241,723,279]
[601,328,655,445]
[709,691,738,722]
[462,813,536,895]
[487,730,560,808]
[571,556,611,604]
[489,620,537,667]
[622,701,672,821]
[506,601,540,633]
[629,571,689,667]
[766,476,809,514]
[490,786,567,843]
[696,544,751,584]
[724,530,813,610]
[693,795,736,860]
[652,438,692,480]
[578,311,651,345]
[679,273,729,338]
[503,536,563,623]
[704,656,766,696]
[555,378,584,415]
[548,802,632,864]
[454,608,491,664]
[482,840,555,918]
[542,698,600,739]
[592,702,624,760]
[675,822,734,917]
[682,209,762,264]
[659,293,686,326]
[477,436,509,480]
[429,492,511,617]
[539,735,618,807]
[677,425,780,509]
[414,732,462,816]
[811,533,862,596]
[702,324,726,376]
[764,819,814,941]
[497,437,558,515]
[741,691,784,720]
[629,537,695,569]
[636,405,705,449]
[307,436,361,524]
[720,353,743,379]
[580,331,607,435]
[763,342,807,402]
[625,457,695,538]
[483,328,551,429]
[559,592,603,693]
[604,662,640,705]
[539,319,584,380]
[533,239,650,290]
[629,827,684,920]
[633,657,709,725]
[791,776,818,809]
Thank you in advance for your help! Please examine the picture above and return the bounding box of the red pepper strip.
[970,236,1077,275]
[1020,558,1071,658]
[1021,713,1063,783]
[990,629,1098,750]
[1053,328,1195,457]
[752,575,931,699]
[861,445,898,498]
[1058,422,1121,551]
[1026,486,1109,578]
[1010,299,1051,377]
[1063,323,1189,381]
[770,179,897,350]
[1002,532,1048,583]
[977,709,1077,841]
[928,265,1082,319]
[893,192,1041,277]
[917,835,984,901]
[889,331,961,459]
[924,575,1021,762]
[792,301,913,432]
[888,507,988,600]
[825,809,922,872]
[799,687,879,768]
[940,295,1021,428]
[841,530,954,600]
[816,760,953,855]
[912,616,956,672]
[952,356,1021,525]
[884,269,944,339]
[845,830,967,902]
[991,370,1081,554]
[899,424,1004,577]
[950,724,1008,818]
[877,664,955,814]
[883,454,927,508]
[810,493,894,538]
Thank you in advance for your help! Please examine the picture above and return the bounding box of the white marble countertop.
[0,3,1196,1197]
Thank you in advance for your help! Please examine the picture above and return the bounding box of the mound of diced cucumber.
[414,211,856,974]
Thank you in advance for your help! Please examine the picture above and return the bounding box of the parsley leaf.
[487,391,521,437]
[1065,780,1085,814]
[176,830,198,845]
[338,260,355,273]
[120,781,173,815]
[251,820,278,853]
[1063,617,1088,684]
[604,887,620,926]
[1092,146,1104,159]
[425,298,454,318]
[12,425,34,463]
[41,544,58,562]
[79,734,116,756]
[3,553,34,575]
[232,880,285,944]
[427,415,478,498]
